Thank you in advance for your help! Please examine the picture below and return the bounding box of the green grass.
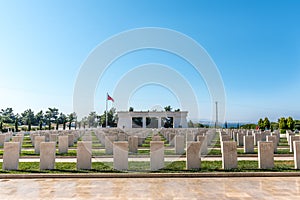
[141,133,169,147]
[205,148,291,155]
[279,138,289,146]
[22,136,34,148]
[212,140,221,147]
[136,149,185,155]
[276,148,292,154]
[137,149,150,154]
[92,143,102,148]
[207,149,221,155]
[160,160,298,172]
[19,150,78,156]
[0,160,298,173]
[0,162,116,174]
[56,149,77,156]
[92,149,106,156]
[0,147,291,157]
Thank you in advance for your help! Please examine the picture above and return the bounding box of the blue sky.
[0,0,299,122]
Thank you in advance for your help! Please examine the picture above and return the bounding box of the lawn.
[0,160,298,174]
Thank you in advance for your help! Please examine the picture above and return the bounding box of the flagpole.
[106,93,108,127]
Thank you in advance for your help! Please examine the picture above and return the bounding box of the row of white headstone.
[1,139,204,171]
[3,137,300,171]
[220,130,300,153]
[1,141,92,170]
[221,140,300,169]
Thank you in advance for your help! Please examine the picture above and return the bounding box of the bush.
[280,129,286,134]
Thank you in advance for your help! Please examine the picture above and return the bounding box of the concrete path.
[0,156,294,163]
[1,177,299,199]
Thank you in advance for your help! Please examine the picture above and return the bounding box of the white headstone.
[150,141,164,171]
[58,136,68,154]
[113,141,128,170]
[77,141,92,170]
[40,142,56,170]
[186,142,201,170]
[3,142,20,170]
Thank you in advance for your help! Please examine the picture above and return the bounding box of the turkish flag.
[107,94,114,102]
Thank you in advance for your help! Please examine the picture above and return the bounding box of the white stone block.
[77,141,92,170]
[105,136,115,154]
[221,141,237,169]
[0,134,5,147]
[49,134,58,143]
[68,134,74,147]
[3,142,20,170]
[175,135,185,154]
[266,135,277,153]
[150,141,164,171]
[34,136,45,154]
[58,136,68,154]
[186,142,201,170]
[128,136,138,153]
[294,141,300,169]
[290,136,300,153]
[113,141,128,170]
[258,141,274,169]
[244,135,254,153]
[197,135,208,155]
[12,136,23,153]
[40,142,56,170]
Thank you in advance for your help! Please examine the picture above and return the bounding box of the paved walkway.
[1,177,300,199]
[0,156,294,163]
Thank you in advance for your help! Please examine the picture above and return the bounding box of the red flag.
[107,94,114,102]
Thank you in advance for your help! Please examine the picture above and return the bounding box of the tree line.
[0,107,117,132]
[240,116,300,133]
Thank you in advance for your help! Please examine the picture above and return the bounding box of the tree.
[59,113,67,130]
[45,112,51,130]
[87,111,98,128]
[78,121,81,129]
[0,115,3,132]
[188,120,194,128]
[263,117,270,130]
[67,112,76,130]
[174,108,180,112]
[164,105,172,112]
[81,116,88,129]
[0,108,15,123]
[270,122,279,131]
[45,107,59,130]
[224,121,228,129]
[278,117,287,130]
[258,118,264,129]
[278,117,288,133]
[15,114,19,132]
[129,107,134,112]
[100,108,117,127]
[240,123,257,129]
[74,113,77,129]
[21,109,35,131]
[287,117,295,130]
[35,111,44,130]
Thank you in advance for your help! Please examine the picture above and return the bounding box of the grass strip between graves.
[0,160,299,174]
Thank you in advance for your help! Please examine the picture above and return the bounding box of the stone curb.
[1,172,300,179]
[0,154,294,159]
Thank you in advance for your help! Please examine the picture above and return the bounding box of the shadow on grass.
[1,161,300,174]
